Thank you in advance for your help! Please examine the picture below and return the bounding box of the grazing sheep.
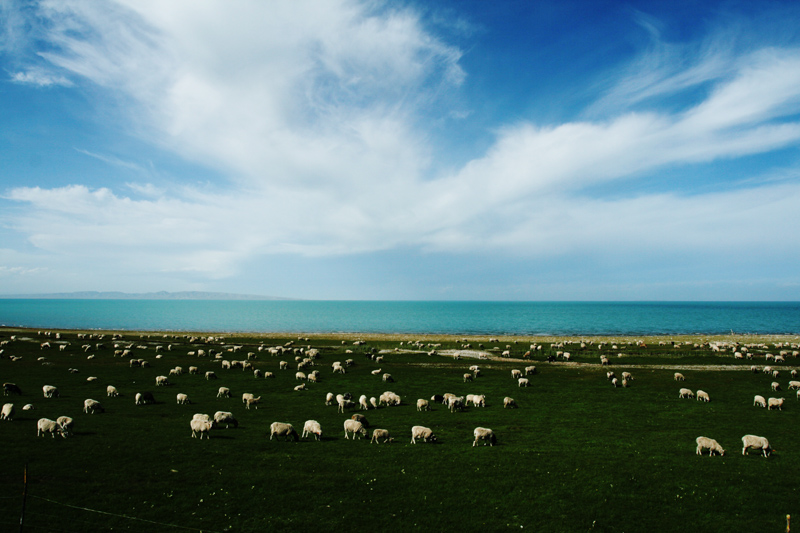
[382,373,394,383]
[295,371,307,381]
[611,378,620,388]
[525,366,537,375]
[3,383,21,396]
[245,396,262,410]
[106,385,119,397]
[351,413,369,428]
[674,373,685,381]
[343,419,367,439]
[302,420,322,440]
[369,397,378,409]
[370,428,393,444]
[1,403,14,421]
[741,435,772,457]
[42,385,59,398]
[410,425,437,444]
[190,418,213,439]
[416,398,430,411]
[503,397,517,409]
[176,393,190,405]
[270,422,299,441]
[242,393,254,404]
[754,395,767,408]
[214,411,238,429]
[788,380,800,390]
[188,366,199,375]
[679,388,694,399]
[511,369,522,380]
[37,418,63,438]
[83,399,103,414]
[518,378,530,388]
[696,390,710,402]
[337,398,355,413]
[463,373,473,383]
[56,416,74,437]
[359,395,370,410]
[771,382,781,391]
[217,387,231,398]
[768,397,785,410]
[155,376,170,387]
[695,436,725,456]
[622,372,633,381]
[205,371,217,380]
[379,392,401,406]
[448,396,464,413]
[22,404,34,411]
[325,392,335,406]
[473,427,496,447]
[371,368,382,375]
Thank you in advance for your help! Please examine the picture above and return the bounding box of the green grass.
[0,329,798,532]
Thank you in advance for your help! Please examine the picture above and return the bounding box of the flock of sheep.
[2,332,797,455]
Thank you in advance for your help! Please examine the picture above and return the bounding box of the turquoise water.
[0,300,799,335]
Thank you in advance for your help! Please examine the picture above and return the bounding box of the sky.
[1,0,800,301]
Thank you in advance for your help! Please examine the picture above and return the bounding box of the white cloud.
[10,68,73,87]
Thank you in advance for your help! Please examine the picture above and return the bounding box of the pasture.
[0,328,798,532]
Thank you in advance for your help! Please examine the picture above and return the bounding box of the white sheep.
[473,427,496,447]
[768,397,785,410]
[205,371,217,380]
[83,399,104,414]
[679,388,694,399]
[695,436,725,456]
[754,395,767,408]
[696,390,710,402]
[217,387,231,398]
[1,403,14,421]
[302,420,322,440]
[503,397,517,408]
[106,385,119,397]
[463,373,473,383]
[37,418,63,438]
[788,380,800,390]
[56,416,74,437]
[416,398,430,411]
[771,382,781,391]
[325,392,335,405]
[214,411,238,428]
[741,435,771,457]
[359,395,370,410]
[382,373,394,383]
[245,396,262,409]
[674,373,685,381]
[369,397,378,409]
[343,419,367,439]
[511,369,522,380]
[611,378,620,388]
[42,385,59,398]
[525,366,537,375]
[370,428,393,444]
[448,396,464,412]
[410,425,436,444]
[295,371,307,381]
[176,393,190,405]
[371,368,382,375]
[155,375,170,387]
[190,418,213,439]
[622,372,633,381]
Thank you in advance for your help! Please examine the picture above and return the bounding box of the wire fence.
[0,482,222,533]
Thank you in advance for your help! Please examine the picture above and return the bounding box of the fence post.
[19,463,28,533]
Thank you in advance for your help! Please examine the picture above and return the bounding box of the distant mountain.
[0,291,294,300]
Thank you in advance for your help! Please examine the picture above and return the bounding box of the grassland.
[0,327,798,532]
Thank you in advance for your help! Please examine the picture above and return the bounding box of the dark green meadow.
[0,329,798,532]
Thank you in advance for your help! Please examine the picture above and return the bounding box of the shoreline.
[2,325,798,344]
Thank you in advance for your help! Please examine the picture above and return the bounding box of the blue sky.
[1,0,800,300]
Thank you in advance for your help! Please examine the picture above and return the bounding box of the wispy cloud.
[10,67,73,87]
